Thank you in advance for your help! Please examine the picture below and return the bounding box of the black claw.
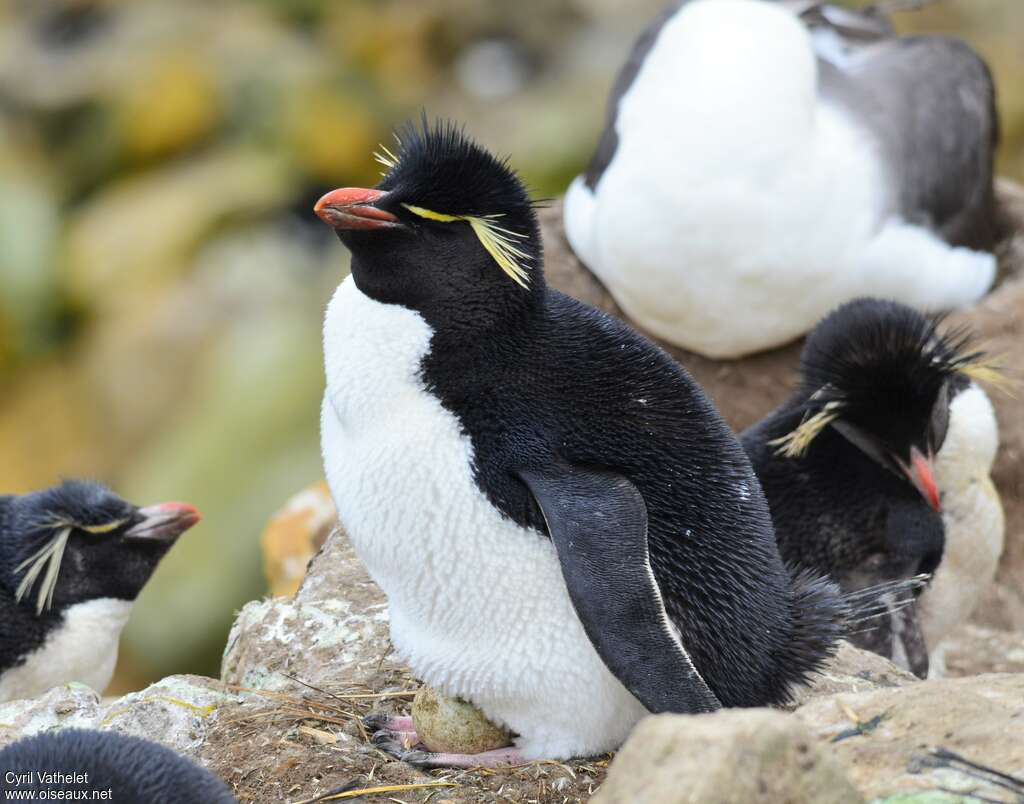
[370,732,440,768]
[362,713,392,732]
[372,731,399,748]
[398,749,436,769]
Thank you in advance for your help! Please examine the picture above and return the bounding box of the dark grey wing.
[518,466,721,714]
[820,35,999,250]
[583,1,685,190]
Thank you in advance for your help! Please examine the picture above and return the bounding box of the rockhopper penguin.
[564,0,999,358]
[315,120,849,766]
[0,729,236,803]
[0,481,200,701]
[742,298,1003,677]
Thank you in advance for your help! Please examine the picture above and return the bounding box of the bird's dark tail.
[782,569,931,699]
[782,568,849,695]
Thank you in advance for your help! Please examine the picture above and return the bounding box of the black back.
[338,122,844,707]
[0,730,236,803]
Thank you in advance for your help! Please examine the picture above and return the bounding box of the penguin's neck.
[935,384,998,488]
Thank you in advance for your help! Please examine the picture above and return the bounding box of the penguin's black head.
[314,119,542,326]
[777,298,990,512]
[0,730,236,803]
[0,480,200,615]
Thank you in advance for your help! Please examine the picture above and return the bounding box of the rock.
[0,675,240,759]
[221,524,391,693]
[411,686,512,755]
[260,481,338,598]
[540,180,1024,631]
[0,684,103,742]
[793,641,917,705]
[592,709,864,804]
[96,675,239,756]
[795,673,1024,801]
[931,624,1024,677]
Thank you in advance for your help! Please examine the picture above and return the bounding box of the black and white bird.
[564,0,999,358]
[314,120,851,766]
[742,298,1003,677]
[0,481,200,701]
[0,729,235,803]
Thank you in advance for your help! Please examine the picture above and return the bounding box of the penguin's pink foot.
[363,714,414,733]
[364,713,525,768]
[372,731,525,769]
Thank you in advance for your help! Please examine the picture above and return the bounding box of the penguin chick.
[315,119,848,767]
[564,0,998,358]
[742,298,1003,677]
[0,480,200,701]
[0,729,235,803]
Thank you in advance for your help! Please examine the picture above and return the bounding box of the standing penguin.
[742,298,1004,677]
[564,0,999,358]
[0,480,200,701]
[0,729,236,803]
[315,120,848,766]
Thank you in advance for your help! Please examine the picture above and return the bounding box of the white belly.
[919,384,1004,674]
[0,599,131,702]
[320,277,646,758]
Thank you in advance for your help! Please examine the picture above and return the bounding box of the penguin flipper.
[518,466,721,714]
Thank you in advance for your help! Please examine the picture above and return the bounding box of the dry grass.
[200,673,609,803]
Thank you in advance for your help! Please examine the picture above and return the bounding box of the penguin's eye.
[927,383,951,453]
[831,420,895,473]
[401,204,531,289]
[80,520,126,535]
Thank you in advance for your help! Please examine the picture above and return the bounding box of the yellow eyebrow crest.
[82,520,126,535]
[401,204,532,289]
[402,204,460,223]
[768,400,843,459]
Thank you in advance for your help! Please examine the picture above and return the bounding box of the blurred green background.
[1,0,1022,693]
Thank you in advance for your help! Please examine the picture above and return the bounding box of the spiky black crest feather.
[802,298,979,399]
[377,117,538,233]
[793,298,985,446]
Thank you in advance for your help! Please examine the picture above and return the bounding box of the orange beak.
[902,446,941,512]
[125,502,202,542]
[313,188,400,230]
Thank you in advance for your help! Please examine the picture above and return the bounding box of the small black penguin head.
[775,298,995,511]
[314,118,542,325]
[0,729,236,803]
[0,480,200,615]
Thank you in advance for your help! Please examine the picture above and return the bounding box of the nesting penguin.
[0,480,200,701]
[564,0,999,358]
[742,298,1004,677]
[0,729,236,803]
[315,120,850,766]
